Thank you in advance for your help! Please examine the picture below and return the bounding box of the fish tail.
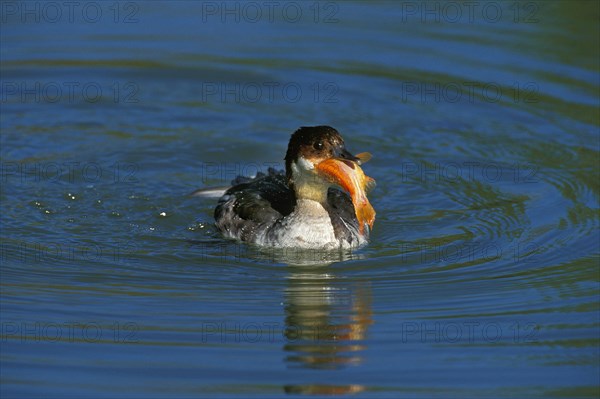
[355,198,376,234]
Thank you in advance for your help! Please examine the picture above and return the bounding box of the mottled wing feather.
[326,188,362,245]
[214,170,295,241]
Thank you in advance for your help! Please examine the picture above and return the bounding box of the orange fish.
[316,152,376,234]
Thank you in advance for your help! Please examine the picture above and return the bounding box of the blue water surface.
[1,1,599,398]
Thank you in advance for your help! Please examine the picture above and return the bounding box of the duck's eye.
[313,141,324,150]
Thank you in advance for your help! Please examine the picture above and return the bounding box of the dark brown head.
[284,126,360,184]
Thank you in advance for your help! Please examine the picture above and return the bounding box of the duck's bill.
[316,157,376,234]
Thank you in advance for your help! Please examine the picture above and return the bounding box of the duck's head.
[284,126,376,231]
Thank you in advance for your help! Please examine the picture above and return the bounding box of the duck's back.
[214,169,294,242]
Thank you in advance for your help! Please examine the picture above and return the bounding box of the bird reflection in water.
[226,247,373,395]
[282,264,372,394]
